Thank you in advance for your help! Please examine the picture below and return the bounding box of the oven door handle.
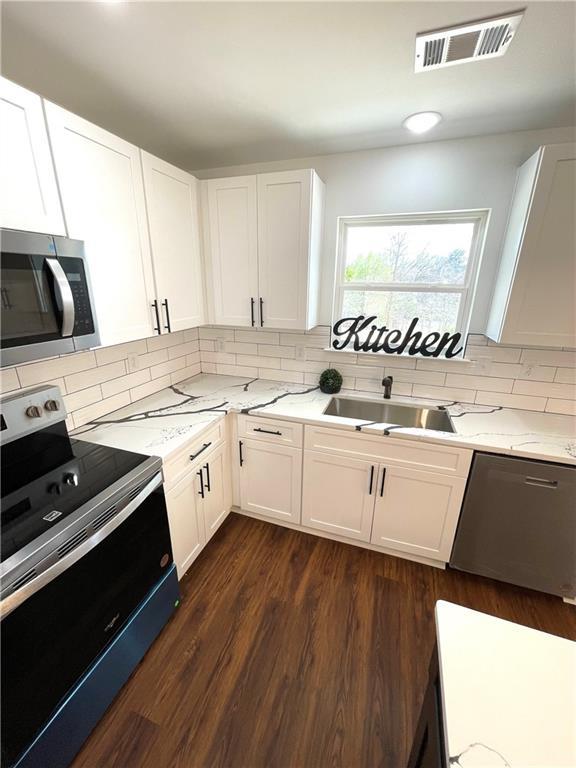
[46,258,75,337]
[0,472,163,621]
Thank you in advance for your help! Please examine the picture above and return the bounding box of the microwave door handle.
[46,258,75,337]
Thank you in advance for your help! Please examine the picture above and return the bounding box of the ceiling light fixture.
[403,111,443,134]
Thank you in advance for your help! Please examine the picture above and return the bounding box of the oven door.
[1,472,174,768]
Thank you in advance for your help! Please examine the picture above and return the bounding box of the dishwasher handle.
[525,476,559,489]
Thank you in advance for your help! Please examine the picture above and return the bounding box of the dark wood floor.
[72,513,576,768]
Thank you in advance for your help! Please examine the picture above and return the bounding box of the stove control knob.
[44,399,60,412]
[26,405,42,418]
[63,472,79,487]
[48,482,62,495]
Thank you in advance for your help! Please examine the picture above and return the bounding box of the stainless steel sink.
[323,397,455,433]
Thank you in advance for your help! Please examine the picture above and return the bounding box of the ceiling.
[1,1,575,170]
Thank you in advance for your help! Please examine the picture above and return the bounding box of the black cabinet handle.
[259,297,264,327]
[197,469,205,498]
[239,440,244,467]
[151,299,161,334]
[380,467,386,497]
[525,476,558,488]
[162,298,172,333]
[253,427,282,436]
[250,298,255,327]
[204,461,211,492]
[190,442,211,462]
[368,465,375,495]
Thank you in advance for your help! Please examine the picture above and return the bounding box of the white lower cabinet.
[239,438,302,523]
[165,469,206,579]
[301,451,375,541]
[371,466,466,561]
[200,442,232,541]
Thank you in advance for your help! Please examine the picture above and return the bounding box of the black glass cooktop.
[1,422,149,561]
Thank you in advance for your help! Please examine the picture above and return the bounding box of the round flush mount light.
[403,111,443,134]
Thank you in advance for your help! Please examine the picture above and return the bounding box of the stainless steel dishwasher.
[450,452,576,599]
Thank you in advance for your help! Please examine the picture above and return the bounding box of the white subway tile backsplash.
[467,345,522,363]
[475,391,546,411]
[520,348,576,367]
[65,360,126,394]
[130,375,172,403]
[487,362,557,381]
[234,330,280,345]
[545,398,576,415]
[101,369,151,398]
[357,354,417,370]
[0,367,20,393]
[555,368,576,384]
[73,392,131,428]
[171,363,202,384]
[445,373,514,393]
[512,380,576,399]
[150,358,189,380]
[17,351,96,388]
[412,384,476,404]
[167,340,201,360]
[237,355,282,369]
[145,331,185,352]
[201,351,236,365]
[199,327,235,341]
[94,339,147,366]
[257,344,296,359]
[183,328,199,342]
[199,339,216,352]
[63,385,102,413]
[258,368,304,384]
[134,348,169,369]
[281,359,325,374]
[223,342,258,355]
[393,369,446,386]
[215,364,258,378]
[279,333,327,348]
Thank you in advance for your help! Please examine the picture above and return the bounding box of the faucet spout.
[382,375,393,399]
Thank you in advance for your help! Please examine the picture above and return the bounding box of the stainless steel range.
[1,385,179,768]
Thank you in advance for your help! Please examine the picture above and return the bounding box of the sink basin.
[323,397,455,433]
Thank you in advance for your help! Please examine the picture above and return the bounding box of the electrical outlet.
[127,354,139,372]
[217,339,226,352]
[295,346,305,360]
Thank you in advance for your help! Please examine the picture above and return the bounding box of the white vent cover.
[415,11,524,72]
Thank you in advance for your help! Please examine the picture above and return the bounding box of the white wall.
[194,126,575,332]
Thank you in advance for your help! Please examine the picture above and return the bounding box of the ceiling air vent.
[415,10,524,72]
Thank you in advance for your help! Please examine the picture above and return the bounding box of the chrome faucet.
[382,375,393,399]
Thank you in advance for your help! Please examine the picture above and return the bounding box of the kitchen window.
[333,211,488,355]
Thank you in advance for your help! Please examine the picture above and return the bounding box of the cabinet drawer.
[304,426,472,478]
[238,414,303,448]
[163,420,225,489]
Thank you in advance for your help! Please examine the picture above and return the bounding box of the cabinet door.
[257,170,312,330]
[45,101,156,346]
[141,151,204,331]
[239,439,302,523]
[372,465,466,561]
[203,176,258,326]
[302,451,375,541]
[0,78,65,234]
[201,442,232,540]
[165,468,206,579]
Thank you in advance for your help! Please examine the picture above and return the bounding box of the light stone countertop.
[435,601,576,767]
[72,373,576,466]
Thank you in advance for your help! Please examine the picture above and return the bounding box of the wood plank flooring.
[72,513,576,768]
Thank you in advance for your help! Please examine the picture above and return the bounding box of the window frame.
[332,209,490,355]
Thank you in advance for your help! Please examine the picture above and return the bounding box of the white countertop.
[435,601,576,767]
[73,373,576,465]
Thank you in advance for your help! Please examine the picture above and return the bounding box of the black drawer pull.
[368,465,375,495]
[259,297,264,327]
[190,442,212,462]
[151,299,161,334]
[197,469,205,498]
[380,467,386,497]
[239,440,244,467]
[253,427,282,436]
[204,462,211,492]
[250,297,255,327]
[525,476,558,488]
[162,298,172,333]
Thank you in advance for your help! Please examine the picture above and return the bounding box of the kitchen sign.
[331,316,464,358]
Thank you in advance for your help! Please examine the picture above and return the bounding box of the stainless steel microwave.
[0,228,100,367]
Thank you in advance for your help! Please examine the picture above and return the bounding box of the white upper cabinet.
[45,101,156,346]
[487,143,576,348]
[202,175,259,327]
[0,78,65,235]
[141,151,205,331]
[202,169,324,330]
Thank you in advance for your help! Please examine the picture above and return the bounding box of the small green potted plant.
[319,368,343,394]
